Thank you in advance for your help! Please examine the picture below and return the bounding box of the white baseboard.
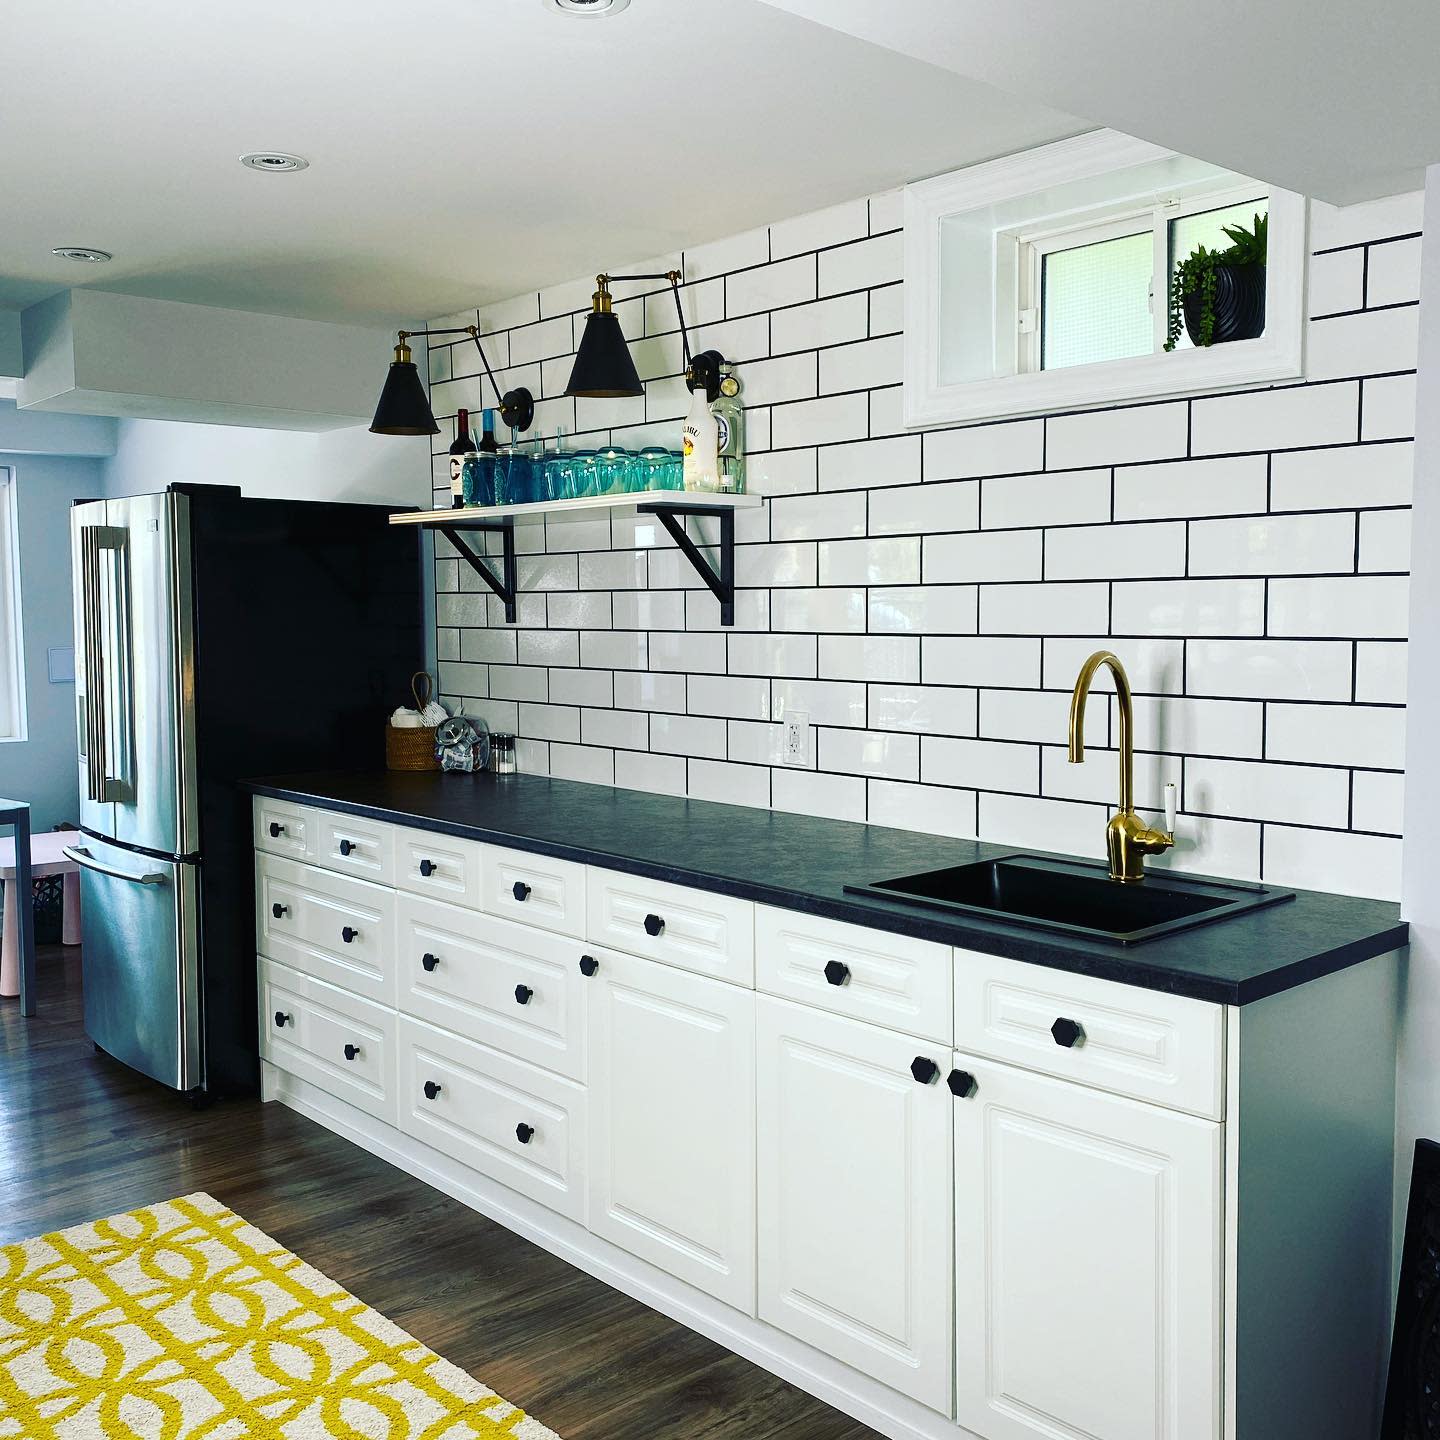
[269,1071,979,1440]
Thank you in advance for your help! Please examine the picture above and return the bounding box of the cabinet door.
[586,946,755,1313]
[756,996,953,1412]
[952,1053,1222,1440]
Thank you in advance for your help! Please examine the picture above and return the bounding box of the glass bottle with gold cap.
[712,363,745,493]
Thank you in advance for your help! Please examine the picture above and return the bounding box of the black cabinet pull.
[341,926,358,944]
[421,952,440,972]
[910,1056,940,1085]
[1050,1017,1085,1049]
[515,1122,534,1144]
[268,822,284,838]
[338,838,355,856]
[423,1080,442,1101]
[273,1011,290,1028]
[643,913,664,937]
[418,858,436,877]
[579,955,599,977]
[512,880,531,902]
[514,984,533,1005]
[947,1068,977,1098]
[271,902,288,920]
[823,959,850,986]
[343,1043,360,1061]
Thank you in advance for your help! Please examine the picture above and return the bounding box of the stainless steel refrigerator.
[70,485,421,1098]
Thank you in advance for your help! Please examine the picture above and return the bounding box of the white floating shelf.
[389,489,760,528]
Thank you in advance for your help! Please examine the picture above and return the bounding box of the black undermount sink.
[845,853,1294,945]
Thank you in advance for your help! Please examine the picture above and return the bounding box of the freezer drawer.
[69,834,202,1091]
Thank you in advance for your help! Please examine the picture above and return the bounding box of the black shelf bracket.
[638,502,737,626]
[437,521,518,624]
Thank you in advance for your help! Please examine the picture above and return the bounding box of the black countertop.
[243,770,1407,1006]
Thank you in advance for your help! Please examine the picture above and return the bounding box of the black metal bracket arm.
[437,521,518,624]
[638,503,737,626]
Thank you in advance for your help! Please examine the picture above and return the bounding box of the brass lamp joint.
[591,276,614,314]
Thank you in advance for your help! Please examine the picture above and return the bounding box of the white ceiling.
[0,0,1083,326]
[755,0,1440,207]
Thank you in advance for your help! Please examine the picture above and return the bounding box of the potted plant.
[1165,211,1267,351]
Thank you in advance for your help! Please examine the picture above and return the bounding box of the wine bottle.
[448,408,475,509]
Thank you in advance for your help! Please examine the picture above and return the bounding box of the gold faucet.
[1068,651,1174,883]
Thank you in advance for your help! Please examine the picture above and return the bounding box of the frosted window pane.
[1168,197,1268,350]
[1041,231,1153,371]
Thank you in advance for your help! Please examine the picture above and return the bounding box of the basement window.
[903,131,1304,427]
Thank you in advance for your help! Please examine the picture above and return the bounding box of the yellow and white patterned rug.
[0,1192,559,1439]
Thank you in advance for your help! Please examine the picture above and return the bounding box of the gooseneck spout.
[1068,651,1174,883]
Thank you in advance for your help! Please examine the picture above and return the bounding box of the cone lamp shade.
[370,341,439,435]
[565,278,645,398]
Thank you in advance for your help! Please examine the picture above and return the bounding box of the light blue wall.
[0,453,104,829]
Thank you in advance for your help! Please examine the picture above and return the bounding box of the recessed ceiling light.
[51,246,112,263]
[239,152,310,173]
[548,0,631,15]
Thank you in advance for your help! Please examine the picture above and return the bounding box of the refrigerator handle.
[82,524,133,804]
[80,526,107,802]
[63,845,167,886]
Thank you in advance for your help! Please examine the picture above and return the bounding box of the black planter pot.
[1182,263,1266,347]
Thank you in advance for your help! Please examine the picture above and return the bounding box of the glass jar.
[568,449,600,498]
[597,446,633,496]
[490,732,517,774]
[498,442,534,505]
[636,446,672,493]
[462,450,496,507]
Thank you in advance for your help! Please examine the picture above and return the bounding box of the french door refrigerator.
[70,484,421,1098]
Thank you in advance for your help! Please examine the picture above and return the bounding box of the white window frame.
[903,130,1306,427]
[0,468,26,743]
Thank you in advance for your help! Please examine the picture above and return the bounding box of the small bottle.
[448,408,475,509]
[712,364,745,493]
[682,382,721,492]
[491,732,517,775]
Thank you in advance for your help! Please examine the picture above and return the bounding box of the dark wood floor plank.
[1,948,884,1439]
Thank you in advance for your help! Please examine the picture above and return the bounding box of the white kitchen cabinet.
[756,995,953,1412]
[951,1051,1222,1440]
[586,945,756,1313]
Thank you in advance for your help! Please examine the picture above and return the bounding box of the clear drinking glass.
[636,446,670,493]
[596,446,632,496]
[664,450,685,490]
[569,449,599,498]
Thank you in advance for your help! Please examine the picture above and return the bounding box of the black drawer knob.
[579,955,599,977]
[423,1080,442,1101]
[1051,1017,1085,1049]
[273,1011,290,1028]
[343,1043,360,1061]
[271,902,288,919]
[512,880,531,902]
[418,858,436,877]
[910,1056,941,1085]
[515,1122,534,1144]
[514,984,533,1005]
[421,952,440,972]
[643,913,664,937]
[341,926,358,944]
[823,959,850,986]
[947,1068,977,1098]
[268,822,284,838]
[338,838,355,856]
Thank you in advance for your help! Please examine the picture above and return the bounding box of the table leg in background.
[0,877,15,998]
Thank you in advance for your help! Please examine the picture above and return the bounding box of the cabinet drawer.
[484,844,586,939]
[398,894,586,1081]
[756,906,952,1044]
[256,854,397,1006]
[397,1015,586,1223]
[253,797,314,861]
[953,950,1224,1119]
[397,826,483,909]
[587,868,754,986]
[315,811,396,886]
[259,958,396,1124]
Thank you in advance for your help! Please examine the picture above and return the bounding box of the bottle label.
[714,414,731,453]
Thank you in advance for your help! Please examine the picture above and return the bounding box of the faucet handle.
[1164,782,1178,837]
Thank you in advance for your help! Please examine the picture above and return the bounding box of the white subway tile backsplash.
[924,635,1041,689]
[1187,639,1354,701]
[978,792,1109,859]
[1045,521,1187,581]
[870,282,904,336]
[1046,403,1188,469]
[581,707,650,751]
[771,393,868,449]
[1113,456,1268,521]
[869,683,977,737]
[869,585,977,636]
[869,188,904,234]
[818,536,920,586]
[650,712,727,759]
[1111,578,1264,637]
[922,736,1038,794]
[772,768,867,823]
[981,468,1111,530]
[748,447,818,497]
[737,352,818,407]
[1367,235,1423,307]
[770,587,868,634]
[615,749,688,798]
[771,490,866,542]
[730,632,818,678]
[613,670,686,713]
[866,781,976,840]
[1356,641,1408,704]
[727,255,817,318]
[1353,770,1405,835]
[818,728,920,782]
[924,419,1044,480]
[771,198,870,260]
[1189,512,1357,577]
[1268,575,1409,638]
[925,529,1042,584]
[1187,757,1350,828]
[1043,636,1184,694]
[1307,305,1419,382]
[818,231,902,297]
[649,630,727,674]
[981,582,1110,636]
[1263,824,1401,900]
[1129,695,1264,759]
[819,434,922,491]
[1308,247,1366,316]
[688,673,770,721]
[687,758,772,809]
[1267,703,1405,769]
[1360,509,1411,573]
[980,688,1108,747]
[548,667,613,708]
[1192,382,1360,454]
[1269,440,1412,511]
[684,226,770,282]
[772,678,867,728]
[772,292,868,354]
[549,743,615,787]
[1362,373,1417,441]
[819,634,919,683]
[869,478,978,536]
[820,336,903,394]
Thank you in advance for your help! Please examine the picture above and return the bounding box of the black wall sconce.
[566,271,725,403]
[370,326,535,436]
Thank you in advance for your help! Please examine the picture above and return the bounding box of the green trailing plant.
[1164,211,1268,351]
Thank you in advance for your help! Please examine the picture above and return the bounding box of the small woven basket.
[385,671,441,772]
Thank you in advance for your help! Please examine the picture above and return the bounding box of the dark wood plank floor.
[1,947,881,1439]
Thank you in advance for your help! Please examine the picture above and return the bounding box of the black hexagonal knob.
[421,952,440,972]
[823,959,850,986]
[273,1011,290,1029]
[947,1068,977,1098]
[512,880,531,902]
[643,913,664,937]
[338,838,355,856]
[268,822,284,838]
[514,984,533,1005]
[343,1043,360,1061]
[418,858,436,877]
[515,1122,535,1144]
[910,1056,940,1085]
[1051,1017,1085,1049]
[341,926,358,944]
[271,902,288,920]
[423,1080,442,1101]
[579,955,599,977]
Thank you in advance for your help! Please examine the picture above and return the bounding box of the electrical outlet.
[783,712,811,767]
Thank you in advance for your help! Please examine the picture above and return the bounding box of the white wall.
[0,453,105,829]
[1395,163,1440,1237]
[0,399,114,458]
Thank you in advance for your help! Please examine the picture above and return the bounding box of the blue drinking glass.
[597,446,632,496]
[499,444,534,505]
[462,452,496,507]
[569,449,599,498]
[637,446,670,493]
